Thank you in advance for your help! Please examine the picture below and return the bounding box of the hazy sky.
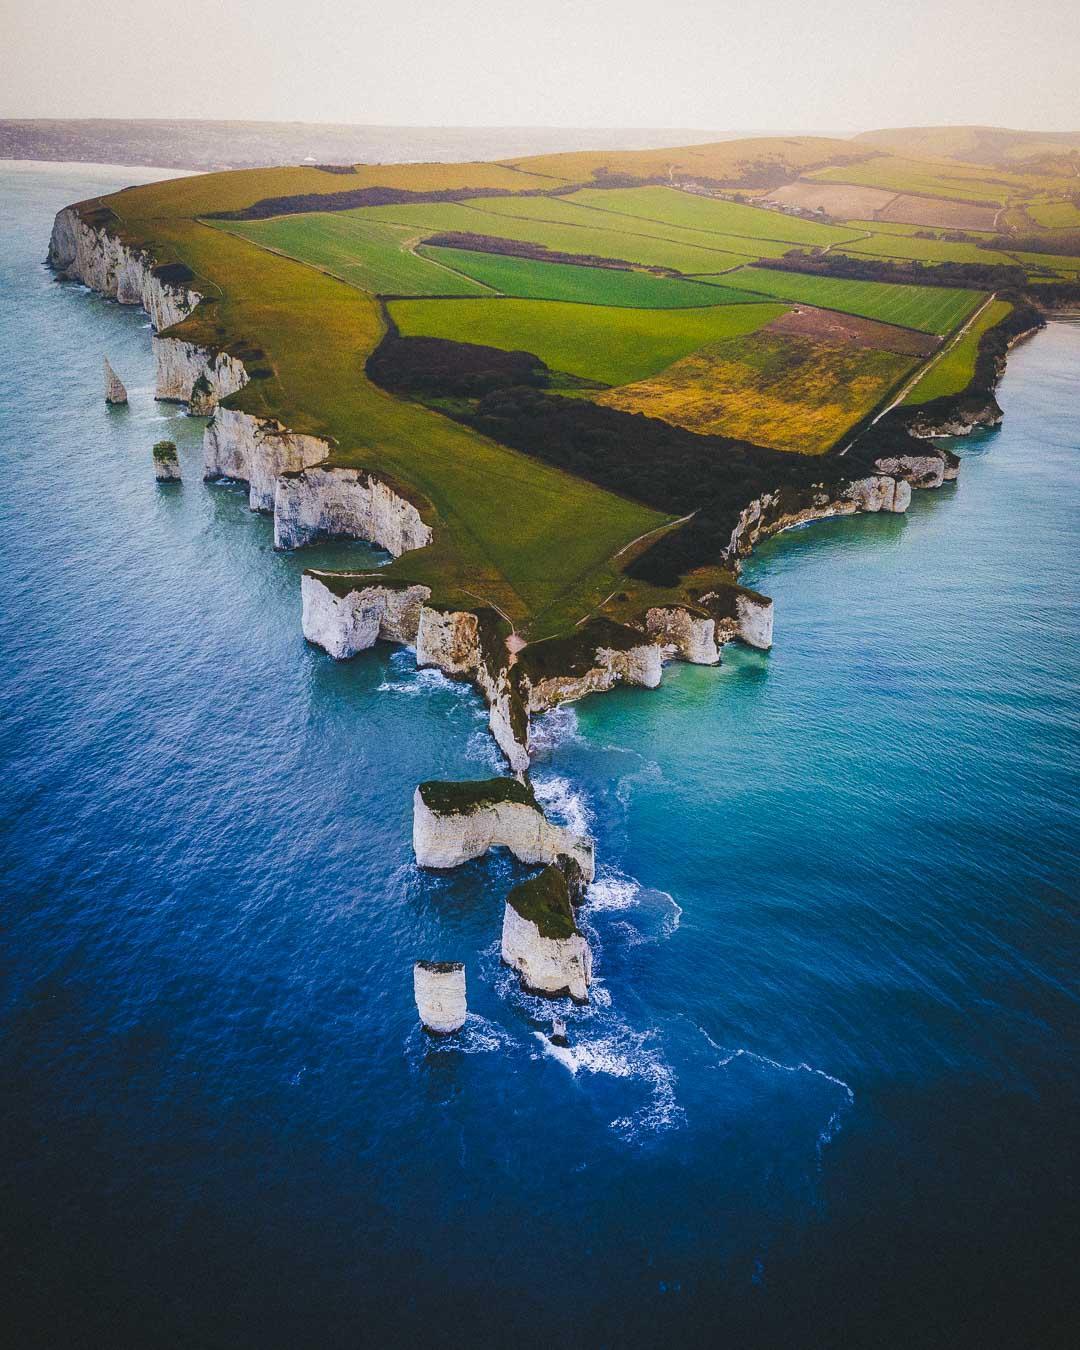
[3,0,1078,131]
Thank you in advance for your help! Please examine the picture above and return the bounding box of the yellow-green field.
[597,331,916,453]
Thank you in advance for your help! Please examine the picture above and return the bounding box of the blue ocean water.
[1,164,1077,1349]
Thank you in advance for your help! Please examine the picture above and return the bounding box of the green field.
[460,192,798,258]
[842,220,996,239]
[388,297,788,386]
[564,185,864,247]
[417,247,753,307]
[806,156,1031,203]
[208,213,488,297]
[1004,249,1080,275]
[704,267,982,334]
[902,300,1013,405]
[840,235,1016,266]
[354,202,756,274]
[1028,201,1080,229]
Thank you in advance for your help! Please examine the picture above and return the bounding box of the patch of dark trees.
[367,332,549,398]
[980,231,1080,258]
[764,250,1030,292]
[151,261,195,286]
[310,164,359,175]
[454,383,899,584]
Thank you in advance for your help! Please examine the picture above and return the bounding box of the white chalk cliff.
[501,901,591,1004]
[155,337,248,413]
[412,783,595,879]
[274,467,433,555]
[413,961,467,1034]
[204,408,331,512]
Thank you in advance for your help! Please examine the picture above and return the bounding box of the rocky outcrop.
[413,961,467,1034]
[301,572,429,659]
[413,779,595,879]
[905,401,1003,439]
[646,606,720,664]
[728,475,911,558]
[274,466,432,555]
[154,337,247,413]
[49,206,199,332]
[502,863,592,1003]
[204,408,331,512]
[103,357,127,405]
[152,440,181,482]
[521,629,662,716]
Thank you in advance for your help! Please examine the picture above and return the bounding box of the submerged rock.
[413,961,467,1035]
[104,357,127,405]
[502,861,592,1003]
[412,778,594,878]
[152,440,181,482]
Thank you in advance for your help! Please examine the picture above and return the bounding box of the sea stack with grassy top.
[501,861,593,1003]
[412,778,595,878]
[413,961,467,1035]
[152,440,181,482]
[103,357,127,405]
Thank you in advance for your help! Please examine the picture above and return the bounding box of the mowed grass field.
[388,297,788,386]
[839,234,1017,266]
[902,300,1013,405]
[208,214,489,296]
[710,267,983,334]
[562,185,865,247]
[1028,201,1080,229]
[418,247,752,307]
[353,202,757,273]
[597,331,917,453]
[805,156,1039,203]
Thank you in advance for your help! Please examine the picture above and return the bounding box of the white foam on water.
[377,665,471,697]
[698,1029,855,1156]
[406,1013,509,1062]
[531,772,593,836]
[528,704,581,755]
[582,868,683,948]
[465,729,504,773]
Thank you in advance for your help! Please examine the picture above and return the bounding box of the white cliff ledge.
[413,779,595,879]
[275,466,432,555]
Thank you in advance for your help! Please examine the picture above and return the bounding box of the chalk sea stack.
[413,961,467,1034]
[412,778,595,878]
[152,440,181,482]
[502,859,592,1003]
[103,357,127,405]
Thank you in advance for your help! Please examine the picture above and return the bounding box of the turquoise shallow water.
[1,165,1078,1349]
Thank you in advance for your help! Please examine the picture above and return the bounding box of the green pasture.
[840,234,1016,266]
[902,300,1013,405]
[388,296,789,386]
[564,186,864,247]
[208,213,488,296]
[706,267,983,334]
[1028,201,1080,229]
[353,202,755,274]
[417,247,753,307]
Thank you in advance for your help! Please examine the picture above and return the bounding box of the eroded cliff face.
[501,904,592,1003]
[524,641,662,715]
[412,787,596,878]
[274,467,433,555]
[155,338,248,413]
[204,408,331,512]
[728,474,912,557]
[906,402,1004,439]
[301,574,430,659]
[48,207,198,332]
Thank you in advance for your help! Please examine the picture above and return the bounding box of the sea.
[1,163,1077,1349]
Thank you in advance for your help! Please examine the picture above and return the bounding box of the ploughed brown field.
[762,305,941,357]
[763,181,898,218]
[876,194,1001,231]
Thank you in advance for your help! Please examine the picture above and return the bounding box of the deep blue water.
[1,165,1077,1349]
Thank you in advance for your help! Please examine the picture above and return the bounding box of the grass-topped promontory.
[506,865,579,941]
[418,778,536,816]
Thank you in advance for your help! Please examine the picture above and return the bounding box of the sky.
[3,0,1078,131]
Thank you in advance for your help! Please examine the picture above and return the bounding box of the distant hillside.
[856,125,1080,170]
[0,118,741,173]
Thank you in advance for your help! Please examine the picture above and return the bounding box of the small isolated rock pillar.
[413,961,467,1035]
[152,440,182,482]
[104,357,128,405]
